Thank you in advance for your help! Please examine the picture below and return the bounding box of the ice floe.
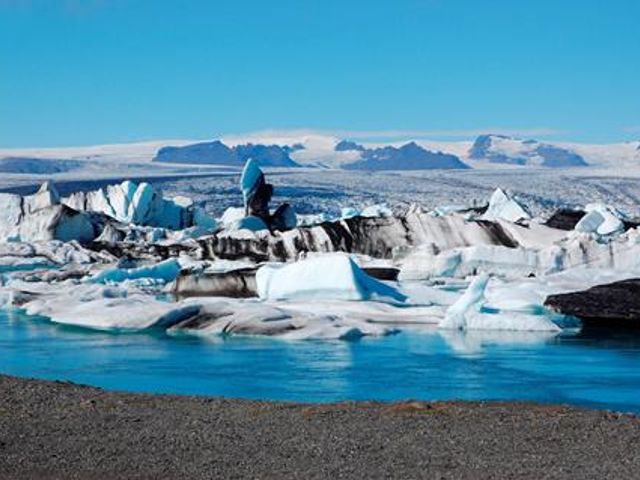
[20,283,200,331]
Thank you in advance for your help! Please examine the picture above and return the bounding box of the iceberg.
[90,259,182,285]
[360,204,393,218]
[255,253,407,303]
[0,185,95,244]
[340,207,360,219]
[230,216,269,232]
[0,193,23,242]
[24,181,61,214]
[63,180,217,232]
[575,203,625,237]
[237,159,296,232]
[169,300,397,340]
[220,207,246,227]
[21,283,199,331]
[481,188,531,223]
[240,158,264,212]
[440,275,569,332]
[439,275,489,330]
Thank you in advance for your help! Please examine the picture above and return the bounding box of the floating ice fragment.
[90,259,182,284]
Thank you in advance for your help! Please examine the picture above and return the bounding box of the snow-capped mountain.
[153,140,300,167]
[0,157,83,174]
[469,134,588,167]
[338,141,469,170]
[1,131,639,175]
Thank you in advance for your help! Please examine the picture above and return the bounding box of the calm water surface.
[1,308,640,412]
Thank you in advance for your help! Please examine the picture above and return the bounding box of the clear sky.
[1,0,639,147]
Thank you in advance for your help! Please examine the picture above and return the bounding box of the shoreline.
[1,374,639,479]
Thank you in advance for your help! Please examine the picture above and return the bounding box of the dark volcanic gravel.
[1,375,639,479]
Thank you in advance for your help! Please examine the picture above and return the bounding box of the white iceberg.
[21,283,199,331]
[439,275,568,332]
[439,275,489,330]
[481,188,531,223]
[575,203,625,237]
[24,181,61,214]
[256,253,407,303]
[63,180,217,231]
[360,204,393,218]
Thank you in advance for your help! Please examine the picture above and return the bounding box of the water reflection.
[437,328,563,356]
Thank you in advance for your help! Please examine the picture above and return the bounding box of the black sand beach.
[1,374,639,479]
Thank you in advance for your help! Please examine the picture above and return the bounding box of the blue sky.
[1,0,639,147]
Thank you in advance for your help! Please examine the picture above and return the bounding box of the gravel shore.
[1,374,639,479]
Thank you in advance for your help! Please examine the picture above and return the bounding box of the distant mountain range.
[153,141,301,167]
[337,141,469,170]
[469,134,588,167]
[1,133,639,175]
[155,139,469,170]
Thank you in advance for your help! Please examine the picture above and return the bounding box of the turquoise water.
[2,308,640,412]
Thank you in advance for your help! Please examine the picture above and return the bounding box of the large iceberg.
[64,180,217,231]
[236,159,296,232]
[256,254,407,303]
[0,186,95,243]
[0,180,218,244]
[169,300,397,340]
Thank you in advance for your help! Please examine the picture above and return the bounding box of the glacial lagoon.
[2,307,640,413]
